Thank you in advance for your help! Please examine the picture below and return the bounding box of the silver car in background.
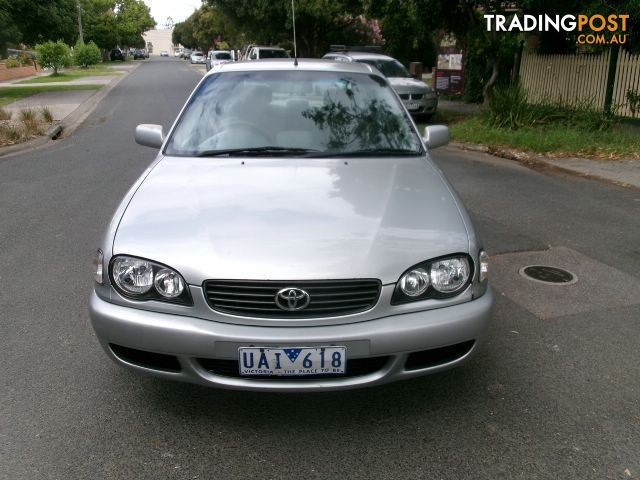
[190,51,206,64]
[206,50,233,71]
[89,59,492,391]
[323,49,438,119]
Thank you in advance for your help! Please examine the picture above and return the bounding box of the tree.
[35,40,71,75]
[210,0,382,56]
[0,0,21,56]
[172,18,197,49]
[81,0,119,50]
[7,0,78,46]
[364,0,437,66]
[115,0,156,48]
[192,5,234,50]
[80,0,154,50]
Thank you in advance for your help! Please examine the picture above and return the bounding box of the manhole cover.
[519,265,578,285]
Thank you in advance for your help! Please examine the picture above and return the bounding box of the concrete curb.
[0,62,141,160]
[449,141,640,191]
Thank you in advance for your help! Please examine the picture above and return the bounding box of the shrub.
[5,58,20,68]
[18,53,32,66]
[0,108,11,121]
[486,82,531,129]
[485,83,614,132]
[19,108,36,123]
[627,89,640,117]
[41,107,54,123]
[74,41,102,68]
[0,124,22,144]
[35,40,71,75]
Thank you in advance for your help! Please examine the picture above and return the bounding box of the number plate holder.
[238,346,347,377]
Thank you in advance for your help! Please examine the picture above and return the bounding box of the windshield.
[356,59,412,78]
[260,49,289,59]
[214,52,232,60]
[165,70,422,157]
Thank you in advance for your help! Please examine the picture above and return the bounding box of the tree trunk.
[483,59,499,106]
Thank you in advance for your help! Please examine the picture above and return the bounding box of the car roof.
[252,46,286,50]
[203,58,377,77]
[325,51,395,61]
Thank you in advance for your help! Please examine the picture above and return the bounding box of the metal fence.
[520,48,640,118]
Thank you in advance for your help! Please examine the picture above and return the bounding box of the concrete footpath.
[439,101,640,190]
[450,141,640,190]
[0,63,140,157]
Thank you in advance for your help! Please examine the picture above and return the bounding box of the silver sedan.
[89,59,492,391]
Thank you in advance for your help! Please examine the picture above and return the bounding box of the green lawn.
[0,84,103,107]
[16,64,121,84]
[418,113,640,160]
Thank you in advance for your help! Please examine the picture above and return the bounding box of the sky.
[145,0,203,28]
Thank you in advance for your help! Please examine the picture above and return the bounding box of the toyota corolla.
[89,59,493,391]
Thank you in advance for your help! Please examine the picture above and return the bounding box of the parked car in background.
[109,49,124,61]
[206,50,232,71]
[174,48,183,58]
[181,48,192,59]
[323,48,438,120]
[133,49,146,60]
[245,46,289,60]
[89,59,492,392]
[160,50,169,57]
[190,51,206,64]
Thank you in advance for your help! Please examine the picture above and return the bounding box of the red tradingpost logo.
[484,14,630,45]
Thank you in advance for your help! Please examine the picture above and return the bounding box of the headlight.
[392,254,473,304]
[109,255,192,305]
[430,257,470,293]
[399,268,430,297]
[154,268,185,298]
[112,257,154,294]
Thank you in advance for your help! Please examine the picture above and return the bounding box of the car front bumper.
[89,288,493,391]
[402,96,438,115]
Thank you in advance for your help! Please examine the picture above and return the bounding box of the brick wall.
[0,64,38,82]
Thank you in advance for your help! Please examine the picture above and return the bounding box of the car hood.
[113,156,470,284]
[387,77,431,94]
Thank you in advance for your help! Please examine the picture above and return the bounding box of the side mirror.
[135,124,164,149]
[423,125,449,149]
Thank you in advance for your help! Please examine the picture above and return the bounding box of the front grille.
[411,93,424,100]
[203,279,381,318]
[399,93,410,100]
[197,356,390,379]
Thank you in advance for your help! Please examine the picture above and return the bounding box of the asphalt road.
[1,57,639,480]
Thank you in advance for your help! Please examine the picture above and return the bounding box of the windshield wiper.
[197,146,319,157]
[305,148,422,158]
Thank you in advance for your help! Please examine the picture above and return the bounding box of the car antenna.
[291,0,298,66]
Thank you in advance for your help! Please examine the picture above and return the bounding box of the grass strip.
[450,116,640,160]
[418,112,640,160]
[16,65,121,84]
[0,84,103,107]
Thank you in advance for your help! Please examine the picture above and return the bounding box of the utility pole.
[77,0,84,43]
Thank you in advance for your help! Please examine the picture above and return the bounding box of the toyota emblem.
[275,287,311,311]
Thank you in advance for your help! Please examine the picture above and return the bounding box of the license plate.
[406,102,420,110]
[238,346,347,376]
